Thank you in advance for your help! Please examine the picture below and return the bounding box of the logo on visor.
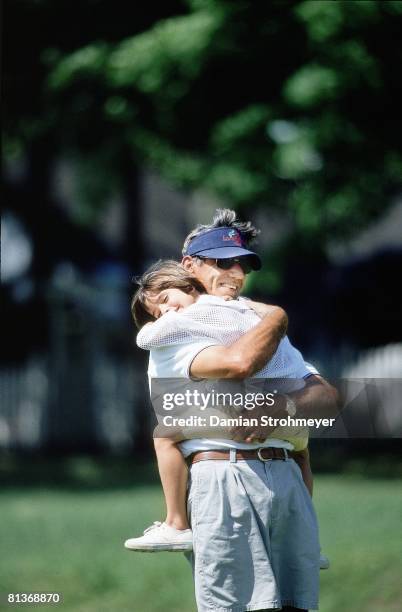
[222,229,242,246]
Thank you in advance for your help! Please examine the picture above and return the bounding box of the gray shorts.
[186,457,320,611]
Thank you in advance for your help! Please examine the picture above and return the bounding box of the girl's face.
[145,287,198,320]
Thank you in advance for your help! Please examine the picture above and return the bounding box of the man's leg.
[268,460,320,612]
[188,460,283,611]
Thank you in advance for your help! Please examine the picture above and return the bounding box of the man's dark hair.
[182,208,260,255]
[131,260,205,328]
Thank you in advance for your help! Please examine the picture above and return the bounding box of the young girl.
[125,261,328,567]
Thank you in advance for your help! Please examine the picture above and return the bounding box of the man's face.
[182,256,246,299]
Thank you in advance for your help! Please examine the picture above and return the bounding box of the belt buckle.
[257,447,288,462]
[257,447,271,462]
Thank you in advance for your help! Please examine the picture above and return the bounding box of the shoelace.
[143,521,163,534]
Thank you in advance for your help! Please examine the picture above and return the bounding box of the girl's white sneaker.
[124,521,193,552]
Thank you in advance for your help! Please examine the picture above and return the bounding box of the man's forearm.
[290,375,340,420]
[232,306,288,376]
[190,306,287,379]
[231,375,341,443]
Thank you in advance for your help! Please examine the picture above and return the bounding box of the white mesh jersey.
[137,295,315,380]
[137,295,317,455]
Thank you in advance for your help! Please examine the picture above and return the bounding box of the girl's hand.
[247,301,281,319]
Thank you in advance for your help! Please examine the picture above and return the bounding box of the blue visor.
[184,227,261,271]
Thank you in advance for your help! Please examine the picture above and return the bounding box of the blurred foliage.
[3,0,402,255]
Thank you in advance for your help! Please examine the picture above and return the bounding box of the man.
[141,209,338,611]
[181,210,337,428]
[177,209,338,611]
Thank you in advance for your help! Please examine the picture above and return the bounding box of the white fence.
[0,353,146,453]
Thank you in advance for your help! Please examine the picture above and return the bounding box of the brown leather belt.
[189,448,289,464]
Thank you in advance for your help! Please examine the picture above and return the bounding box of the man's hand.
[230,396,288,443]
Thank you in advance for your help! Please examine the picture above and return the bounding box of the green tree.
[4,0,402,269]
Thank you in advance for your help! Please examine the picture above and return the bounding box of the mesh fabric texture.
[137,295,308,379]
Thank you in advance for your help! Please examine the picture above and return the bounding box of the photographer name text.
[162,415,336,429]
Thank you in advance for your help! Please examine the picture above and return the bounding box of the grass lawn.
[1,457,401,611]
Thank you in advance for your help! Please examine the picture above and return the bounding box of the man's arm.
[289,374,341,420]
[189,305,288,379]
[231,374,341,443]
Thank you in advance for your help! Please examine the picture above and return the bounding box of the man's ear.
[182,256,195,272]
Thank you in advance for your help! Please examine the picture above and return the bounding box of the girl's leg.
[153,437,190,530]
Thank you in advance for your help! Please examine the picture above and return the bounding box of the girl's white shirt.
[137,294,317,455]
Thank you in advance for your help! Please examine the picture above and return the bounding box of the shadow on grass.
[1,440,401,491]
[309,439,402,479]
[0,452,161,491]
